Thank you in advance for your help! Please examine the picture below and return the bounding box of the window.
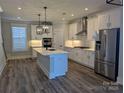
[12,26,27,52]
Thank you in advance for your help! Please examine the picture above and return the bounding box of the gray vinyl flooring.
[0,58,123,93]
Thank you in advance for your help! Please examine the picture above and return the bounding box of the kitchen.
[0,0,123,93]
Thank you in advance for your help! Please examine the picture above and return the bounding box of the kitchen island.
[33,48,68,79]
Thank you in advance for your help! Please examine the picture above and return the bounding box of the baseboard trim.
[0,59,6,76]
[117,77,123,85]
[7,55,32,60]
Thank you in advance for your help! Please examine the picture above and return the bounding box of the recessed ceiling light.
[17,17,21,19]
[84,8,88,11]
[62,18,65,20]
[71,14,74,16]
[18,7,22,10]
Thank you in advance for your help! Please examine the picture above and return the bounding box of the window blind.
[12,26,27,51]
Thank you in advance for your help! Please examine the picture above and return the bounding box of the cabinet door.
[64,47,72,59]
[78,50,88,66]
[88,51,95,69]
[109,9,121,28]
[83,51,89,66]
[69,23,78,40]
[94,17,99,32]
[98,14,108,30]
[74,48,81,63]
[87,16,98,40]
[87,17,93,40]
[77,49,84,64]
[69,49,75,60]
[32,49,37,57]
[53,29,64,49]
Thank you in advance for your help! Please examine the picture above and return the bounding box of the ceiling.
[0,0,116,22]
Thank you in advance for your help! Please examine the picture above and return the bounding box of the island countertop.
[33,48,68,56]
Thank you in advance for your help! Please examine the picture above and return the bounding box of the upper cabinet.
[87,16,98,40]
[31,25,53,40]
[98,14,108,30]
[68,22,78,40]
[109,9,121,28]
[68,8,121,41]
[98,8,121,30]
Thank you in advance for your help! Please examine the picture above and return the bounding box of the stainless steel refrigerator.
[95,28,120,81]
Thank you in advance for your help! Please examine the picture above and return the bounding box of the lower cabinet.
[88,51,95,68]
[64,47,95,69]
[32,49,37,57]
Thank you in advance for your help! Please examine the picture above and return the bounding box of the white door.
[53,29,64,50]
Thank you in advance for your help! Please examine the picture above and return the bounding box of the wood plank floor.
[0,58,122,93]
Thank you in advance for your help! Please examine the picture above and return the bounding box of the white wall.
[117,7,123,85]
[2,20,32,59]
[0,16,6,75]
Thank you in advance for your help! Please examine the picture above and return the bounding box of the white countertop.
[33,48,68,56]
[83,48,95,52]
[64,46,95,52]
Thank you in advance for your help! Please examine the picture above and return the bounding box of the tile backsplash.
[65,35,95,49]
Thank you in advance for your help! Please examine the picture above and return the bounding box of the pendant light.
[36,14,43,35]
[42,6,49,34]
[106,0,123,6]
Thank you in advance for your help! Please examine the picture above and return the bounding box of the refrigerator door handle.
[103,34,106,58]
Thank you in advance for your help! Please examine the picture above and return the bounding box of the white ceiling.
[0,0,116,22]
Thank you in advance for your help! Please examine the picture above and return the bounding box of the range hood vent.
[76,17,87,36]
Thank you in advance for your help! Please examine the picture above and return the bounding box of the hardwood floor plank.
[0,58,122,93]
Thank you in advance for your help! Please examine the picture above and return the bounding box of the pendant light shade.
[36,25,43,34]
[106,0,123,6]
[42,6,49,34]
[36,14,43,35]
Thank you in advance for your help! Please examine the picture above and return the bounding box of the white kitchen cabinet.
[64,47,77,61]
[64,47,95,69]
[53,23,68,50]
[98,14,109,30]
[69,23,78,40]
[72,48,81,62]
[78,49,89,66]
[78,49,95,68]
[87,16,98,40]
[87,51,95,68]
[109,9,121,28]
[98,8,121,30]
[32,49,37,57]
[64,47,73,59]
